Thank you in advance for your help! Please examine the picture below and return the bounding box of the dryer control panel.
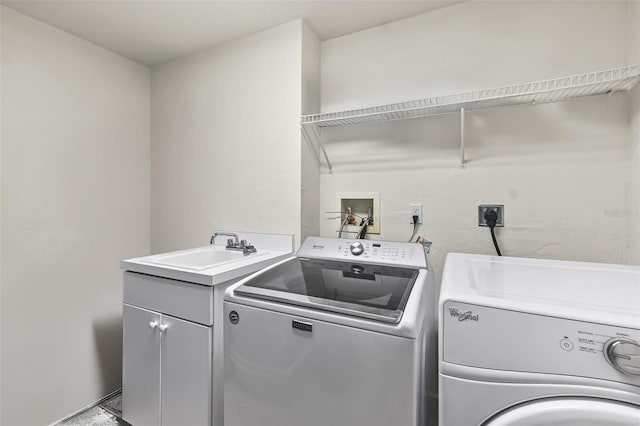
[441,301,640,387]
[297,237,427,269]
[604,338,640,376]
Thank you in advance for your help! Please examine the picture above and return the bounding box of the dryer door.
[485,398,640,426]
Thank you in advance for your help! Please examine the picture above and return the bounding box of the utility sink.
[122,231,293,286]
[143,246,265,271]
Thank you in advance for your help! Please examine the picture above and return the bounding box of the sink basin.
[144,246,265,271]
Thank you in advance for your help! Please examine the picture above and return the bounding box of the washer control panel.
[442,301,640,387]
[297,237,427,268]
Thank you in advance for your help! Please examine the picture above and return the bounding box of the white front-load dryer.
[439,253,640,425]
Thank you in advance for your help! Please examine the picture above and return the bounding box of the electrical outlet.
[478,205,504,227]
[409,203,423,224]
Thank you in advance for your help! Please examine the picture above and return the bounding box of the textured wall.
[151,21,303,252]
[301,22,321,242]
[319,1,633,293]
[628,1,640,263]
[630,85,640,264]
[1,7,150,425]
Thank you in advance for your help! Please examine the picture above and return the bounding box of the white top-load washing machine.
[439,253,640,426]
[223,236,437,426]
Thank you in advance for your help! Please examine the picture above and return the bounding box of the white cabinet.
[123,305,161,426]
[161,313,211,426]
[120,233,295,426]
[122,272,214,426]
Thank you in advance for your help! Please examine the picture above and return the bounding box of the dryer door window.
[485,398,640,426]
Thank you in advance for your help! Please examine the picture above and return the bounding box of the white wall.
[629,1,640,66]
[151,20,305,252]
[0,7,150,425]
[321,1,627,113]
[319,1,634,291]
[630,86,640,264]
[628,1,640,264]
[301,22,321,241]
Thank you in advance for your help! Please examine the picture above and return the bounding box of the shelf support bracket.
[301,124,320,164]
[302,124,333,174]
[460,107,466,169]
[311,125,333,174]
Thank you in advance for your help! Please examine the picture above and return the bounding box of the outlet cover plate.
[478,204,504,227]
[409,203,423,224]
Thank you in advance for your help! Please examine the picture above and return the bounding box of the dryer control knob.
[350,242,364,256]
[604,338,640,375]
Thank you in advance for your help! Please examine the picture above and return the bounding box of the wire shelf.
[301,65,640,128]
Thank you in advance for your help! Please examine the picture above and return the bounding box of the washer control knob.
[604,338,640,375]
[350,242,364,256]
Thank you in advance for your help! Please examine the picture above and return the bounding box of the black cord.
[408,215,419,242]
[490,226,502,256]
[360,224,368,239]
[356,218,368,239]
[484,210,502,256]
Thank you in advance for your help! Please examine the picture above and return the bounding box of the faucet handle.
[227,238,235,247]
[239,240,256,254]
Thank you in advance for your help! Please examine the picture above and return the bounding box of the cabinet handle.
[158,323,168,332]
[149,321,159,330]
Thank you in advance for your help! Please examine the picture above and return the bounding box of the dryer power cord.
[484,210,502,256]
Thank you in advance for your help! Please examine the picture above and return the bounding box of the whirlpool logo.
[448,307,479,322]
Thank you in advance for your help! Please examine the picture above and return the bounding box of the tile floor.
[54,391,129,426]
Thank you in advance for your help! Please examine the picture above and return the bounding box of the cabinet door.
[123,304,161,426]
[161,315,212,426]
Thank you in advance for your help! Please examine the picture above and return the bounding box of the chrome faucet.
[210,232,257,255]
[210,232,240,246]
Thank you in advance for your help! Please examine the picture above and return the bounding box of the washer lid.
[233,257,419,323]
[486,398,640,426]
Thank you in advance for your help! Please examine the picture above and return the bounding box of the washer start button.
[560,338,574,351]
